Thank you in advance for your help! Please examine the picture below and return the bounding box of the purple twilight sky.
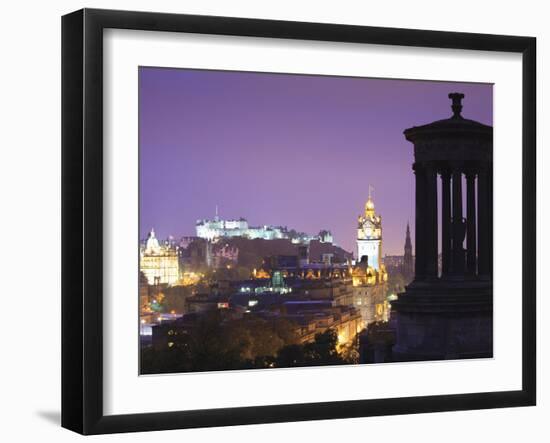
[139,67,492,256]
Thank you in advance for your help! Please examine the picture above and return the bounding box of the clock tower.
[356,194,382,270]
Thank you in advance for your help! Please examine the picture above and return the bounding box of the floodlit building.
[353,194,389,325]
[140,228,179,286]
[282,302,364,347]
[196,216,251,240]
[318,230,334,244]
[351,256,389,324]
[357,195,383,270]
[196,212,334,245]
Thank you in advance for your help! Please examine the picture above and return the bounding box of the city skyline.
[139,67,492,255]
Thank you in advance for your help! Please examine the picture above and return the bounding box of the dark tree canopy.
[141,314,357,374]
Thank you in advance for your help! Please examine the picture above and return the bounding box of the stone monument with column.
[391,93,493,361]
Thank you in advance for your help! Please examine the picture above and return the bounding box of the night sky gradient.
[139,67,492,255]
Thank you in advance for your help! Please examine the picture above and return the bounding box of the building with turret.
[351,256,389,324]
[140,229,180,286]
[196,211,334,245]
[352,196,389,325]
[356,194,383,270]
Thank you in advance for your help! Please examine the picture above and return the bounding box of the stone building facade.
[140,229,180,286]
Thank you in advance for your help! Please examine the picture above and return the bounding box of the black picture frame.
[61,8,536,435]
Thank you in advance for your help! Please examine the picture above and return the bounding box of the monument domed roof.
[404,93,492,142]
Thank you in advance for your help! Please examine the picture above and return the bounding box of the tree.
[275,329,347,368]
[141,311,302,373]
[303,329,344,365]
[276,344,306,367]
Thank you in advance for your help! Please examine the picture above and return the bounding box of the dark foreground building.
[391,93,493,361]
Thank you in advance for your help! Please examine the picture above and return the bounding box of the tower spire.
[365,185,375,217]
[405,222,412,248]
[403,221,413,278]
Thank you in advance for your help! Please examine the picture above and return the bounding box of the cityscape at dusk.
[139,67,494,374]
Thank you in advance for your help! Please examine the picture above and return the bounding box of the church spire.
[403,222,413,278]
[405,222,412,249]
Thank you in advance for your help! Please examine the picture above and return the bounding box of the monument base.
[391,280,493,362]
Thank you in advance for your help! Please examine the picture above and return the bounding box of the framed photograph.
[61,8,536,435]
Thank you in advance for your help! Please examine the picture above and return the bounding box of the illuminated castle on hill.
[196,209,334,245]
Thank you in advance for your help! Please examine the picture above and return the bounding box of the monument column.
[413,163,427,281]
[426,164,438,279]
[488,167,493,277]
[452,166,465,275]
[441,168,452,277]
[477,166,489,278]
[466,170,477,275]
